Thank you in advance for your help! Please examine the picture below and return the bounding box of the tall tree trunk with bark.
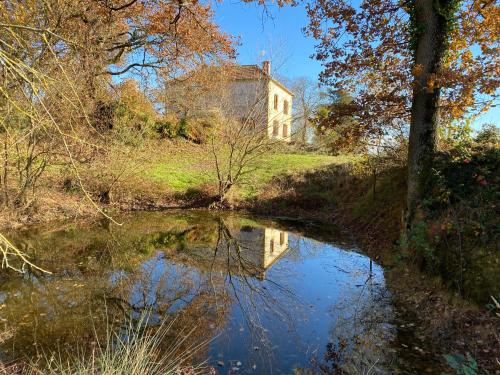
[406,0,456,226]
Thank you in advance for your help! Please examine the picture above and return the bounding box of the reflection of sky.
[0,213,395,373]
[208,232,389,373]
[116,225,391,373]
[168,235,383,373]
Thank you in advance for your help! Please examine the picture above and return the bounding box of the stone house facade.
[166,61,293,142]
[224,61,293,142]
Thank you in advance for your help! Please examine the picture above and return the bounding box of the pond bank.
[1,156,498,372]
[244,163,499,373]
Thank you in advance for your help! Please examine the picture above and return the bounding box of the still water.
[0,210,430,373]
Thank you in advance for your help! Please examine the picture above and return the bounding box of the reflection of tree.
[205,218,301,366]
[0,211,305,370]
[0,218,225,364]
[0,275,118,359]
[102,216,300,366]
[96,250,232,363]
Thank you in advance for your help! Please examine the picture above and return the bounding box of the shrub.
[475,123,499,146]
[406,144,500,303]
[153,119,177,139]
[177,118,189,139]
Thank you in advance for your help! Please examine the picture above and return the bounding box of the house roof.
[229,64,294,96]
[228,64,266,80]
[170,64,294,97]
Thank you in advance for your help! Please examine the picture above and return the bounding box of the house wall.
[263,228,289,269]
[267,80,293,142]
[225,80,268,126]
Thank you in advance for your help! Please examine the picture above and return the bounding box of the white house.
[166,61,293,142]
[224,61,293,142]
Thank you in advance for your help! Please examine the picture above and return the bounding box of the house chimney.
[262,60,271,75]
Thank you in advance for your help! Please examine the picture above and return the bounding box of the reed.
[28,314,208,375]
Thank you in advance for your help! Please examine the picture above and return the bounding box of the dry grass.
[28,314,209,375]
[0,189,96,230]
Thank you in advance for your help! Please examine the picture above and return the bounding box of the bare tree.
[163,63,290,205]
[286,77,322,145]
[0,0,235,272]
[203,67,285,205]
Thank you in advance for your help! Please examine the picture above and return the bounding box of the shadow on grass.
[173,185,219,208]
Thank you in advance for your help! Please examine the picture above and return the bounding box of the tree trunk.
[302,114,308,144]
[406,0,454,226]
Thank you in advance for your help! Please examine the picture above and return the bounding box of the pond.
[0,210,438,373]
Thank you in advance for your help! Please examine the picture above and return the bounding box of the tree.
[208,81,273,205]
[286,77,321,145]
[161,63,278,204]
[0,0,235,207]
[0,0,236,270]
[304,0,499,225]
[210,113,273,205]
[160,63,232,122]
[310,89,367,153]
[475,123,500,146]
[406,0,459,225]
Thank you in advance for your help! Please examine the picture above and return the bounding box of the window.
[273,120,279,136]
[283,123,289,138]
[280,232,285,245]
[270,239,274,253]
[273,94,278,110]
[283,100,289,115]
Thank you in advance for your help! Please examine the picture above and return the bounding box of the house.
[165,223,290,280]
[225,61,293,142]
[165,61,293,142]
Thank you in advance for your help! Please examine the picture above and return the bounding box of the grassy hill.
[134,141,352,200]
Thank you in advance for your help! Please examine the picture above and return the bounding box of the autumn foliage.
[0,0,235,210]
[305,0,499,148]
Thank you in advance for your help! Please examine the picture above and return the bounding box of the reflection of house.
[263,228,289,268]
[169,224,290,280]
[233,226,289,278]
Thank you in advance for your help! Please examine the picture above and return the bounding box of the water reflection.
[0,211,400,373]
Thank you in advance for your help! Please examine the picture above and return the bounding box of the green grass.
[239,153,354,198]
[146,167,212,192]
[141,144,352,199]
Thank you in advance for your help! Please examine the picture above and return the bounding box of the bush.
[475,123,499,146]
[406,143,500,303]
[177,118,189,139]
[153,119,177,139]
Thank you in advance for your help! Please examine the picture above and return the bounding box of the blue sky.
[213,1,498,127]
[214,1,322,80]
